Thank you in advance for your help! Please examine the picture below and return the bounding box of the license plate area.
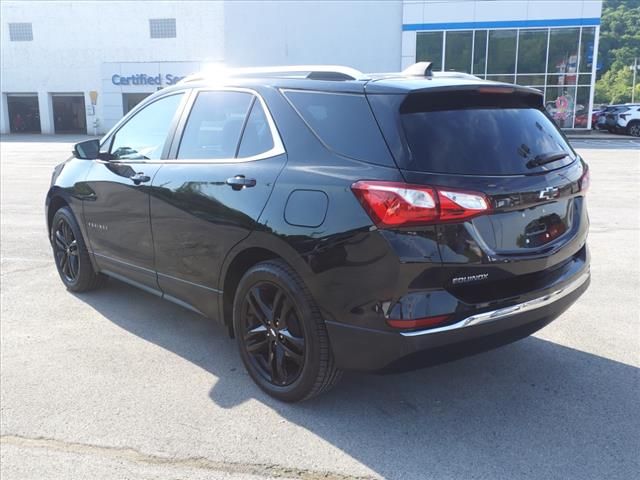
[474,199,573,252]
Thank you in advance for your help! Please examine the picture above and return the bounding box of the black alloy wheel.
[53,217,80,283]
[233,260,341,402]
[51,206,105,292]
[241,282,305,386]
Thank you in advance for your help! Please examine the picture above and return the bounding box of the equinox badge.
[452,273,489,285]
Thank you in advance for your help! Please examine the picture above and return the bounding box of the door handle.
[225,175,257,190]
[130,172,151,184]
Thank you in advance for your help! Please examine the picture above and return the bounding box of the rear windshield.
[401,107,575,175]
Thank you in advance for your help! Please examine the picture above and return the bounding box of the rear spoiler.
[399,84,544,113]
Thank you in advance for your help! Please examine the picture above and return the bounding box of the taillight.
[351,180,490,227]
[580,168,590,193]
[619,113,629,119]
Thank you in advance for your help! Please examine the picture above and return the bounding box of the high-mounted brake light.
[477,86,515,94]
[351,181,490,228]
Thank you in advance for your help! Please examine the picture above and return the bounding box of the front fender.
[45,159,97,268]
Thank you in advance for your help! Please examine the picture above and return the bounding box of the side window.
[283,90,391,165]
[237,100,275,158]
[177,91,253,159]
[110,93,184,160]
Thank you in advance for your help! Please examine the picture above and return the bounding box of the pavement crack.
[0,434,376,480]
[0,263,52,277]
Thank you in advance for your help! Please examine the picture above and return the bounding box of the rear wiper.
[526,151,570,168]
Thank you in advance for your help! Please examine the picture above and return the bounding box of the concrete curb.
[565,133,634,140]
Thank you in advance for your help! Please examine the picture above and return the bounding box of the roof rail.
[399,62,481,80]
[433,71,482,80]
[179,65,368,84]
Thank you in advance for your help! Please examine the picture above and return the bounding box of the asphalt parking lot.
[1,135,638,480]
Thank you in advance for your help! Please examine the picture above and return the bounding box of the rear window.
[283,90,393,166]
[401,104,575,175]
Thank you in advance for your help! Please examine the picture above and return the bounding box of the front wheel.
[627,122,640,137]
[51,206,105,292]
[233,260,341,402]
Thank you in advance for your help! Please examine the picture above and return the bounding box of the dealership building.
[0,0,602,135]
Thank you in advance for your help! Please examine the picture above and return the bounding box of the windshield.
[401,107,575,175]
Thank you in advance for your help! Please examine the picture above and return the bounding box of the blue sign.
[112,73,185,86]
[584,44,603,71]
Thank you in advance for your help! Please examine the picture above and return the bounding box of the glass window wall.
[416,32,443,71]
[414,26,596,129]
[517,29,548,74]
[487,29,517,74]
[445,31,473,73]
[579,27,596,73]
[472,30,487,77]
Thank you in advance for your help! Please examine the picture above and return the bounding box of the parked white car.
[606,104,640,136]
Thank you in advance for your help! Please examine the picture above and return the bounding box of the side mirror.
[73,139,101,160]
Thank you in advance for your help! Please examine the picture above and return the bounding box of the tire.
[51,206,106,292]
[233,260,341,402]
[627,121,640,137]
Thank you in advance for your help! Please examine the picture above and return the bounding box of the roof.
[168,63,542,96]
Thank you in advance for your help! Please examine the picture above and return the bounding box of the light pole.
[632,58,638,103]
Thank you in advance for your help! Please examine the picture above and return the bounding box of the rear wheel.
[627,121,640,137]
[51,206,105,292]
[233,260,341,402]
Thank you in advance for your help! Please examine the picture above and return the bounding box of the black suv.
[46,63,590,402]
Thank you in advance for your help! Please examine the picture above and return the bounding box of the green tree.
[595,0,640,103]
[596,65,640,103]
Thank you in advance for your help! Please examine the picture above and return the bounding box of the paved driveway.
[1,135,638,479]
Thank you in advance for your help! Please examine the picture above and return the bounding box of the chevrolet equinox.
[46,63,591,402]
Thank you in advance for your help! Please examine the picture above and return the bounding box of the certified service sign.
[111,73,185,86]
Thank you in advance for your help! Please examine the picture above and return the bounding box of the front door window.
[110,93,184,160]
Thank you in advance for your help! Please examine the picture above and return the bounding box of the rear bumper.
[326,268,590,372]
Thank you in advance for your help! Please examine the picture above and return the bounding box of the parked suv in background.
[606,104,640,136]
[598,104,637,132]
[591,105,607,129]
[46,63,590,402]
[595,104,622,130]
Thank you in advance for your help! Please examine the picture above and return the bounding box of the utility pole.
[632,58,638,103]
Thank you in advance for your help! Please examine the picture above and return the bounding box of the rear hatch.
[366,83,589,301]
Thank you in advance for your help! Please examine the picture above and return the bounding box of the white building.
[0,0,602,135]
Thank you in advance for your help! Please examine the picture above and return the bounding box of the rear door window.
[400,96,575,175]
[283,90,392,166]
[237,100,275,158]
[178,91,253,159]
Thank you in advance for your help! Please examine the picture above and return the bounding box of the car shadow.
[75,279,639,480]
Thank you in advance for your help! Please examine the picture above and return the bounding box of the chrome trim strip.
[400,271,590,337]
[103,87,286,165]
